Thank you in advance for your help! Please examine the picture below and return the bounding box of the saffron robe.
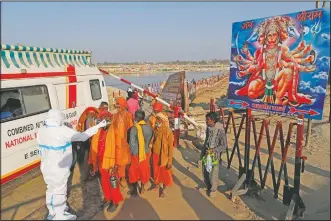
[88,128,123,204]
[113,111,134,178]
[151,125,174,186]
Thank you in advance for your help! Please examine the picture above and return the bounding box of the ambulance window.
[90,79,102,100]
[0,85,51,122]
[0,90,24,121]
[21,86,51,115]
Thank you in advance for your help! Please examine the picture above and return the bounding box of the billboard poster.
[227,8,330,120]
[161,71,189,112]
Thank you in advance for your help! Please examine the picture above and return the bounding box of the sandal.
[160,188,166,198]
[148,184,159,191]
[107,202,118,213]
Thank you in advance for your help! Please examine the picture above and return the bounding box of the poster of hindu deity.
[227,8,330,120]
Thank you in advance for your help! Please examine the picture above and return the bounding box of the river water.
[104,71,225,90]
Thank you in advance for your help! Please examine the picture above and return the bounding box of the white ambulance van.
[1,44,108,184]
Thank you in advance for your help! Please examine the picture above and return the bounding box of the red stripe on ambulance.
[66,66,78,108]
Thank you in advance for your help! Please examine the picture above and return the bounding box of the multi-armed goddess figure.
[232,16,319,106]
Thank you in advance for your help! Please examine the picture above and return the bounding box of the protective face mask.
[97,119,110,124]
[87,117,95,124]
[103,121,111,130]
[156,122,162,128]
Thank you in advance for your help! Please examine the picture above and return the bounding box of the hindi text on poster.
[227,8,330,120]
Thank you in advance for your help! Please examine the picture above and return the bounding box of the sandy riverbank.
[106,87,127,108]
[99,68,227,76]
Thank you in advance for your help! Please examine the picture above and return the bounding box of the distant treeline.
[98,59,230,66]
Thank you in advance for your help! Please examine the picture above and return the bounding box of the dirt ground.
[19,91,259,220]
[189,77,330,220]
[2,79,329,220]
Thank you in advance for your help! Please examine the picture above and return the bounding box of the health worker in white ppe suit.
[37,109,107,220]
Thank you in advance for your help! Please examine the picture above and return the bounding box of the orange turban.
[85,106,98,114]
[153,102,163,112]
[116,97,128,108]
[98,110,113,119]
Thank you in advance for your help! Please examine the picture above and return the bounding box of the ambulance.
[0,44,109,184]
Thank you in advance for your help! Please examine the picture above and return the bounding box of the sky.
[1,1,329,63]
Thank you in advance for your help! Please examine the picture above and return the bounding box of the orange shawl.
[88,125,116,172]
[113,111,133,146]
[113,111,133,165]
[152,125,174,167]
[149,115,157,131]
[148,112,169,131]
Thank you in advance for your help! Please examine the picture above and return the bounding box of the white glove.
[197,125,206,143]
[97,119,107,128]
